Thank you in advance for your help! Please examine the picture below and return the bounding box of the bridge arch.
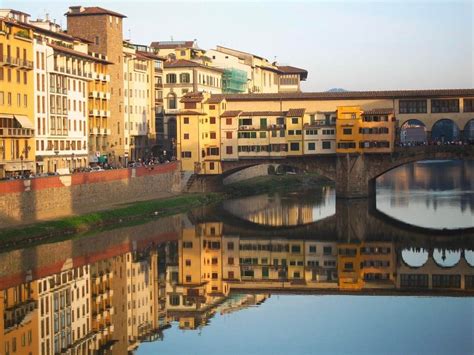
[400,119,427,144]
[432,248,462,268]
[401,248,429,268]
[431,118,461,142]
[463,119,474,142]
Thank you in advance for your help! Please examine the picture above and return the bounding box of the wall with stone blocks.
[222,164,280,185]
[0,162,181,227]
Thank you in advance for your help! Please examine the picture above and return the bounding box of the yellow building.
[88,54,112,164]
[0,13,35,177]
[0,281,38,355]
[336,106,395,154]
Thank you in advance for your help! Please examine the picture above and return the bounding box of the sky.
[3,0,473,92]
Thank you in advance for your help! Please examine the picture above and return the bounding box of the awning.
[14,115,34,129]
[3,161,35,172]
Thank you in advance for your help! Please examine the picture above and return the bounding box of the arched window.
[167,93,177,110]
[180,73,190,83]
[166,74,176,84]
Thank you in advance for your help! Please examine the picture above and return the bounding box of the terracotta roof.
[286,108,306,117]
[136,51,166,61]
[221,110,242,117]
[48,43,113,64]
[205,96,225,104]
[65,7,126,18]
[277,66,308,80]
[180,92,204,103]
[219,89,474,102]
[362,108,394,115]
[150,41,195,49]
[176,110,206,116]
[164,59,224,72]
[240,111,286,116]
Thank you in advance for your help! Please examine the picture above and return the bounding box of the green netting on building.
[222,68,247,93]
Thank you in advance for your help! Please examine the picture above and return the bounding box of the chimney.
[69,6,85,14]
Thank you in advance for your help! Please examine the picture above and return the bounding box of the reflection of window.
[169,295,180,306]
[322,141,331,149]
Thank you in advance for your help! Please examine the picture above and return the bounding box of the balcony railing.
[0,56,33,69]
[0,128,34,137]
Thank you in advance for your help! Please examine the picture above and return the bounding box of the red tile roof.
[286,108,306,117]
[221,110,242,117]
[176,110,206,116]
[48,43,113,64]
[136,51,166,61]
[65,7,126,18]
[240,111,286,116]
[164,59,224,72]
[213,89,474,102]
[150,41,195,49]
[362,108,394,115]
[180,92,204,103]
[277,66,308,80]
[205,96,225,104]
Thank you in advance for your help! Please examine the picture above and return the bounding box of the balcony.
[89,91,99,98]
[0,128,34,137]
[91,127,98,135]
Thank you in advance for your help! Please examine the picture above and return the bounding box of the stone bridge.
[190,198,474,249]
[215,145,474,198]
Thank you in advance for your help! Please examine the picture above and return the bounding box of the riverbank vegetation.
[0,193,220,249]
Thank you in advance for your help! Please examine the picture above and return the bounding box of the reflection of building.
[1,281,38,355]
[37,261,94,354]
[337,242,395,290]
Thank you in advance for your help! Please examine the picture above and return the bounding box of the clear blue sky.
[4,0,473,91]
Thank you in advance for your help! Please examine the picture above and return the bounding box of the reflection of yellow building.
[337,242,396,290]
[0,12,35,177]
[336,106,395,154]
[0,282,38,355]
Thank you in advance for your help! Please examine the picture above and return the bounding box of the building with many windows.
[0,10,35,178]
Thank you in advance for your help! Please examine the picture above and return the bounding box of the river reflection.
[376,160,474,229]
[0,162,473,354]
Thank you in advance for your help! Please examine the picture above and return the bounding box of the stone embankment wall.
[0,162,181,227]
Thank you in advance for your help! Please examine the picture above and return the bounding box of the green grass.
[0,193,222,249]
[224,173,333,197]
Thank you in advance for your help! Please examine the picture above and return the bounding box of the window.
[183,117,189,124]
[291,245,301,253]
[290,142,299,151]
[309,246,317,253]
[463,98,474,112]
[183,241,193,248]
[226,118,232,125]
[399,99,427,114]
[167,93,177,109]
[210,132,216,139]
[210,162,215,170]
[185,275,192,282]
[226,131,232,139]
[431,99,459,113]
[180,73,190,83]
[210,117,216,124]
[166,73,177,83]
[260,118,267,128]
[343,128,352,135]
[337,142,356,149]
[183,133,189,139]
[181,151,192,158]
[259,132,266,138]
[169,295,180,306]
[322,141,331,149]
[227,242,234,250]
[226,146,233,154]
[308,142,316,150]
[291,117,298,124]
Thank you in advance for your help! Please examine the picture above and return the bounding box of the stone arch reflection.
[222,185,335,227]
[401,248,429,267]
[463,249,474,267]
[432,249,461,268]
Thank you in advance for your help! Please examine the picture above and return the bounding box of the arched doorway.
[431,119,460,143]
[463,119,474,142]
[400,119,427,144]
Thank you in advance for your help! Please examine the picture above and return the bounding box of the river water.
[0,161,472,355]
